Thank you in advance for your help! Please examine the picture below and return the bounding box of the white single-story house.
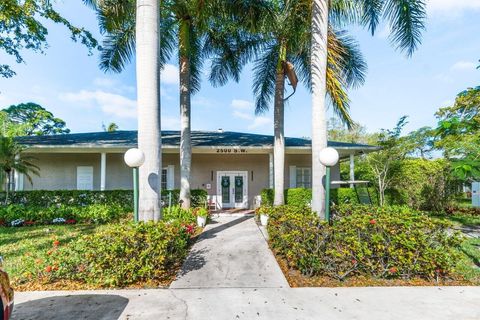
[15,130,378,209]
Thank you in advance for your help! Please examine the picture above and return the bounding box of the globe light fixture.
[319,147,339,167]
[124,148,145,222]
[124,148,145,168]
[319,147,339,223]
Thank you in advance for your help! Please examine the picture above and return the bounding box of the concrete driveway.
[12,287,480,320]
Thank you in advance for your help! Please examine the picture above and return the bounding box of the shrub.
[161,189,208,208]
[0,190,133,210]
[163,205,196,223]
[260,189,274,206]
[267,204,462,281]
[0,204,128,226]
[285,188,312,208]
[261,187,378,207]
[44,222,191,287]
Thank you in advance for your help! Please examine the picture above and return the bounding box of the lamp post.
[124,148,145,222]
[319,147,339,223]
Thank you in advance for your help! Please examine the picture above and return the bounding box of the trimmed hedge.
[0,204,128,226]
[267,204,462,280]
[161,189,208,208]
[44,221,192,287]
[260,187,378,207]
[0,190,133,209]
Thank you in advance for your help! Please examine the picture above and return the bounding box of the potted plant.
[194,207,208,227]
[258,207,269,226]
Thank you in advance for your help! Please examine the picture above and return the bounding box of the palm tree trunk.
[136,0,162,221]
[179,23,192,209]
[273,45,286,206]
[310,0,329,218]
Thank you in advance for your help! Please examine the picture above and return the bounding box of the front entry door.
[217,171,248,209]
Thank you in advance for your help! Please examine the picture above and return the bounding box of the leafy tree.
[435,86,480,181]
[365,116,411,206]
[0,137,39,203]
[328,117,371,144]
[3,103,70,136]
[0,0,97,78]
[404,126,435,159]
[310,0,427,216]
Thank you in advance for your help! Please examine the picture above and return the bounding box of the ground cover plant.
[265,204,477,286]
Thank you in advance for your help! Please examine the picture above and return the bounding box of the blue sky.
[0,0,479,138]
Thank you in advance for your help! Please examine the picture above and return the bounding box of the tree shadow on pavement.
[12,294,128,320]
[176,247,208,277]
[199,216,252,241]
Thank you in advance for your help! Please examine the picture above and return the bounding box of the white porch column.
[100,152,107,191]
[269,152,274,189]
[349,153,355,188]
[14,172,24,191]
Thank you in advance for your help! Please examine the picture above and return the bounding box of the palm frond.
[384,0,426,56]
[359,0,384,35]
[252,43,279,115]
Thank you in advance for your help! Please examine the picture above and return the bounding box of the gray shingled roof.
[16,130,377,149]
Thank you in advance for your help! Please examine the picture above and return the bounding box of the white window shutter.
[289,166,297,188]
[167,165,175,190]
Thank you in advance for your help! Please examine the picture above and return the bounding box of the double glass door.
[217,171,248,209]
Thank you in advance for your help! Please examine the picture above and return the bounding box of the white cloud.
[93,77,135,94]
[161,64,179,85]
[192,96,216,108]
[427,0,480,13]
[451,61,477,71]
[230,99,272,130]
[162,116,180,129]
[248,116,272,130]
[59,90,137,119]
[231,99,254,110]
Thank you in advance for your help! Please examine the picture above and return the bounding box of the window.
[296,167,311,188]
[161,169,168,190]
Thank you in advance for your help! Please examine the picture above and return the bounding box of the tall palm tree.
[248,0,366,205]
[135,0,162,221]
[0,137,39,204]
[310,0,427,217]
[87,0,262,210]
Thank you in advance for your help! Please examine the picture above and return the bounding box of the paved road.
[170,216,289,289]
[12,287,480,320]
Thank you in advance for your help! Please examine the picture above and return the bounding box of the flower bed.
[266,205,463,282]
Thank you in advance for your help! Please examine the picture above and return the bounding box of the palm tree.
[87,0,262,210]
[0,137,39,204]
[103,122,119,132]
[249,0,366,205]
[310,0,427,217]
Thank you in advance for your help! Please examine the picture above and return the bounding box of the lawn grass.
[429,212,480,284]
[0,224,103,288]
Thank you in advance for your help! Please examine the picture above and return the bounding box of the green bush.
[45,222,191,287]
[285,188,312,208]
[261,187,378,207]
[267,204,462,280]
[0,204,128,226]
[162,205,196,223]
[0,190,133,210]
[161,189,208,208]
[260,189,274,206]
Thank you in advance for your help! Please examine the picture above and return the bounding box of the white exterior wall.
[23,151,340,207]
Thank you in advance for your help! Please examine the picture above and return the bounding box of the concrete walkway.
[170,216,289,289]
[12,287,480,320]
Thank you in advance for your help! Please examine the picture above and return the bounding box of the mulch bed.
[274,252,475,288]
